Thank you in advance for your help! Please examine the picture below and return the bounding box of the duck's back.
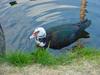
[45,25,80,49]
[45,19,91,49]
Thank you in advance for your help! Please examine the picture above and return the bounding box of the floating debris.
[9,1,17,6]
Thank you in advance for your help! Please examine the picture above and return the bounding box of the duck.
[30,19,91,49]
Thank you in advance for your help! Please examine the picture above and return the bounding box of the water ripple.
[0,0,100,51]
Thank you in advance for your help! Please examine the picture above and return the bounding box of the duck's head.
[30,27,46,39]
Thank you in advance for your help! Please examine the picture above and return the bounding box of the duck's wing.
[46,19,91,33]
[46,29,78,49]
[46,23,79,33]
[46,28,89,49]
[46,26,79,47]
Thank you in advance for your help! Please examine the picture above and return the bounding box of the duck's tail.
[78,19,91,30]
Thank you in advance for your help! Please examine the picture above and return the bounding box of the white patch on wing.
[39,42,46,47]
[35,39,45,47]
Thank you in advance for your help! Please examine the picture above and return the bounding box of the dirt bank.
[0,61,100,75]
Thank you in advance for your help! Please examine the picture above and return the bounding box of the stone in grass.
[9,1,17,6]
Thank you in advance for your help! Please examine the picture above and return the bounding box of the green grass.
[0,47,100,67]
[5,52,33,66]
[32,48,57,66]
[72,47,100,60]
[54,47,100,65]
[0,56,6,63]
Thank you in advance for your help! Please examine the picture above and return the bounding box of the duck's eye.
[35,31,39,34]
[33,31,39,35]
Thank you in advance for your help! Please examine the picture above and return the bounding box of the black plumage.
[43,19,91,49]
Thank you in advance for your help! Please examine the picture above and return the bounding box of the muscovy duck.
[30,19,91,49]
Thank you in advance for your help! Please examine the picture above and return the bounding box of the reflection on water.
[0,0,100,52]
